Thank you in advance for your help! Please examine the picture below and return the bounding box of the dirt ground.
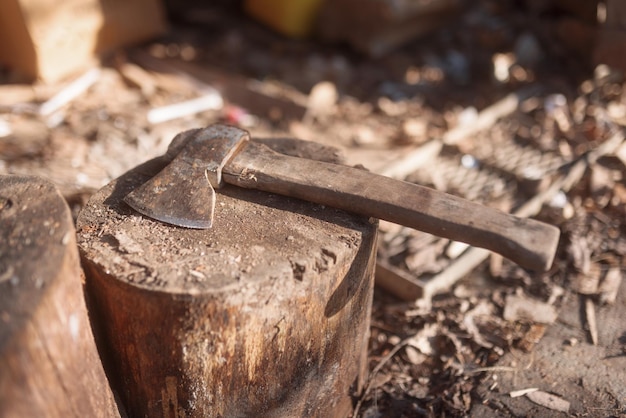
[1,1,625,417]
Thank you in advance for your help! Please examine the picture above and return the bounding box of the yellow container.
[244,0,324,38]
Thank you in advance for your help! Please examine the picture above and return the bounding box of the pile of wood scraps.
[375,71,626,308]
[356,67,626,415]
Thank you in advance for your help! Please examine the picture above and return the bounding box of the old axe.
[124,124,560,271]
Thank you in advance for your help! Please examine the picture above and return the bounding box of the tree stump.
[0,175,121,418]
[77,138,377,418]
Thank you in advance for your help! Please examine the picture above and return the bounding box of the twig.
[419,248,490,309]
[584,296,599,345]
[352,337,412,418]
[38,68,101,116]
[466,365,518,374]
[443,91,526,145]
[379,138,443,179]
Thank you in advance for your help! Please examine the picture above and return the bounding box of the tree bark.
[0,175,121,418]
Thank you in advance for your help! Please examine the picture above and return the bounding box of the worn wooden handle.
[223,142,560,271]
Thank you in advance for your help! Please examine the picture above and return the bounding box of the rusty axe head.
[124,125,249,228]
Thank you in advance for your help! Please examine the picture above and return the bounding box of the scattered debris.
[147,92,223,124]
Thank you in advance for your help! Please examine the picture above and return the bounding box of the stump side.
[77,143,377,418]
[0,175,120,418]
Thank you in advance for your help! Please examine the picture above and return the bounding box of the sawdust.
[76,143,372,295]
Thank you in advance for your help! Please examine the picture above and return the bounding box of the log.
[76,138,377,418]
[0,175,121,418]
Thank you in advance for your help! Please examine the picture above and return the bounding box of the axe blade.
[124,160,216,229]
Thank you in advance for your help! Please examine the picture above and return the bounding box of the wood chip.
[510,387,538,398]
[503,294,558,324]
[589,164,614,208]
[406,323,439,356]
[117,61,157,97]
[584,296,598,345]
[113,231,143,255]
[517,323,547,352]
[305,81,338,120]
[572,262,601,294]
[615,140,626,167]
[405,345,428,365]
[525,390,570,413]
[598,266,622,304]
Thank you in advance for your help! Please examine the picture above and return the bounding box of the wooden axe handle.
[223,141,560,271]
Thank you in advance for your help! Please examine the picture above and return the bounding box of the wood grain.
[224,141,560,271]
[0,175,120,418]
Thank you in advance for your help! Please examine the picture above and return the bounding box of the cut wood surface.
[77,139,377,418]
[0,175,120,418]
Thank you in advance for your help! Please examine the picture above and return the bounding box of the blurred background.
[1,1,625,416]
